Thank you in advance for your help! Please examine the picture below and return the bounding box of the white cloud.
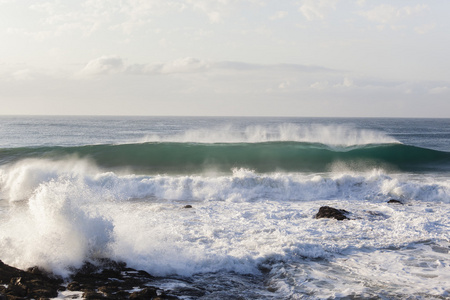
[414,22,436,34]
[160,57,210,74]
[270,11,288,21]
[126,57,210,75]
[124,58,336,76]
[429,86,448,95]
[77,56,124,78]
[278,80,291,89]
[12,69,34,81]
[359,4,396,24]
[334,77,354,88]
[186,0,233,23]
[356,0,366,7]
[298,0,338,21]
[310,81,329,90]
[359,4,428,26]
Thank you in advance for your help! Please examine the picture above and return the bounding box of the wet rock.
[67,281,81,291]
[315,206,350,220]
[97,285,117,298]
[26,266,45,276]
[0,260,63,299]
[9,278,28,298]
[387,199,403,205]
[83,290,106,299]
[0,259,179,300]
[129,287,158,299]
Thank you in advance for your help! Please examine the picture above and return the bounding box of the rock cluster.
[0,260,63,299]
[0,259,178,299]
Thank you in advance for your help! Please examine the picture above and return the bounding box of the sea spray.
[140,123,400,146]
[0,164,114,277]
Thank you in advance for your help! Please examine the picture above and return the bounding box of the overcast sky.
[0,0,449,117]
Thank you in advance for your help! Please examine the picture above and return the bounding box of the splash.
[140,124,399,146]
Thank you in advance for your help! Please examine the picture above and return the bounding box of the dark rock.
[154,296,180,300]
[8,278,28,297]
[0,261,64,299]
[78,262,100,275]
[387,199,403,205]
[315,206,349,220]
[129,287,158,299]
[183,205,193,209]
[97,285,115,297]
[3,296,24,300]
[67,281,81,291]
[30,287,55,298]
[26,266,45,276]
[0,259,179,300]
[82,290,106,299]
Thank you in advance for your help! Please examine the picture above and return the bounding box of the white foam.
[0,159,449,297]
[140,123,399,146]
[0,157,98,202]
[0,159,113,277]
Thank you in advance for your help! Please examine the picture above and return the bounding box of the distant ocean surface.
[0,116,449,299]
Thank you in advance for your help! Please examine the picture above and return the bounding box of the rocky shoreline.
[0,259,179,299]
[1,202,407,299]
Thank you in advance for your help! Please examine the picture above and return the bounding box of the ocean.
[0,116,449,299]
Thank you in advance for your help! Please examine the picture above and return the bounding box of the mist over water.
[0,117,449,299]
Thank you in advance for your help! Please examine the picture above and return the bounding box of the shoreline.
[0,259,179,299]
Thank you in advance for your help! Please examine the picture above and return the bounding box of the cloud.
[298,0,338,21]
[270,11,288,21]
[310,81,329,90]
[124,58,337,76]
[429,86,448,95]
[278,80,291,89]
[414,22,436,34]
[186,0,260,23]
[358,4,428,26]
[334,77,354,88]
[77,56,124,78]
[12,69,34,81]
[355,0,366,7]
[127,57,210,75]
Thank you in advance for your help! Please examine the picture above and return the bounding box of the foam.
[0,157,98,202]
[140,123,399,146]
[0,159,112,276]
[0,159,449,297]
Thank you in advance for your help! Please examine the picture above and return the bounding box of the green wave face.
[1,142,449,173]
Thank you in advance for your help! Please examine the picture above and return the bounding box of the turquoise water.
[0,117,449,299]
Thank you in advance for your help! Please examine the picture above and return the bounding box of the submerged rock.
[315,206,350,220]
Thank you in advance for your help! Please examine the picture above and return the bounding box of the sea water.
[0,116,449,299]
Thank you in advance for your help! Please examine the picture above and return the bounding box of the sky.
[0,0,449,117]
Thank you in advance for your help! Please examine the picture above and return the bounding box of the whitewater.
[0,116,449,299]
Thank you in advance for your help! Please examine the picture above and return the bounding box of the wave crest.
[140,124,399,146]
